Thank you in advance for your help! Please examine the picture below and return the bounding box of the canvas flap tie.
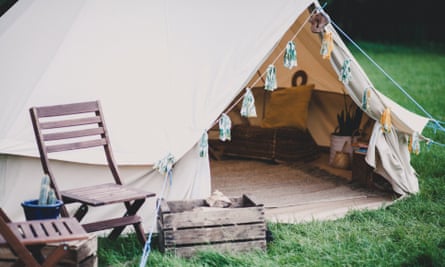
[320,30,333,60]
[199,131,208,157]
[284,41,297,69]
[339,58,352,84]
[240,87,257,118]
[219,113,232,141]
[264,64,277,91]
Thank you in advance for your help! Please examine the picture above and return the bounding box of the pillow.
[261,84,314,130]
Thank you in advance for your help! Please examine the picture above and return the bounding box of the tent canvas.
[0,0,429,229]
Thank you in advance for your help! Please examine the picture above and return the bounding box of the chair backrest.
[29,101,123,202]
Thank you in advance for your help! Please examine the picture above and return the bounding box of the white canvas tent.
[0,0,429,229]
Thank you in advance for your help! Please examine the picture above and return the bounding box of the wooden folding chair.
[29,100,155,244]
[0,208,89,267]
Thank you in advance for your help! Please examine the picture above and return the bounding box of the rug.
[210,158,395,223]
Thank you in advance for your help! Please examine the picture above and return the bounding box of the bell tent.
[0,0,430,228]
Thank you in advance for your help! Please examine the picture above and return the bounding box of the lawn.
[98,42,445,267]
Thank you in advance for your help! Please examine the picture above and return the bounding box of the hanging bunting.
[199,131,208,157]
[320,30,333,60]
[264,64,277,91]
[284,41,297,69]
[380,107,392,133]
[219,113,231,141]
[240,88,257,118]
[408,132,420,155]
[339,58,352,84]
[153,153,175,176]
[362,87,371,111]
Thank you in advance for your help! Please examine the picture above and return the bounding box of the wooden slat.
[161,206,264,229]
[39,116,102,129]
[41,221,59,237]
[35,101,99,117]
[164,199,214,213]
[82,215,141,233]
[165,240,267,258]
[163,223,265,246]
[31,221,47,239]
[17,223,35,240]
[43,127,104,141]
[63,183,119,195]
[62,183,154,206]
[46,138,107,153]
[5,218,89,246]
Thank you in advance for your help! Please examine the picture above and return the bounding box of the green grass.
[98,43,445,266]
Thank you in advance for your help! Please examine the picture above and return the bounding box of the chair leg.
[73,204,88,221]
[134,222,147,244]
[108,199,146,240]
[28,245,45,264]
[41,245,68,267]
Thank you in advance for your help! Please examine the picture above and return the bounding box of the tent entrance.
[210,154,394,223]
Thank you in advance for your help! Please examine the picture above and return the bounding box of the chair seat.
[0,218,88,246]
[61,183,155,206]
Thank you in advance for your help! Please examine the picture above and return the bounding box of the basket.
[332,151,351,169]
[331,140,352,169]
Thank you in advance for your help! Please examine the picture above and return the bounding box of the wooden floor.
[210,153,395,224]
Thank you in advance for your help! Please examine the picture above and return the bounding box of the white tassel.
[320,30,333,60]
[264,64,277,91]
[339,58,352,84]
[219,114,231,141]
[362,87,371,112]
[240,88,257,118]
[284,41,297,69]
[380,107,392,133]
[199,131,208,157]
[409,132,420,155]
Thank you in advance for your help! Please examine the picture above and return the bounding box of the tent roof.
[0,0,429,168]
[0,0,313,164]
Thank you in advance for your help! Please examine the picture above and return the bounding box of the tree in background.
[325,0,442,43]
[1,0,442,44]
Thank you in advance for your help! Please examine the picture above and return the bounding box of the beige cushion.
[261,84,314,130]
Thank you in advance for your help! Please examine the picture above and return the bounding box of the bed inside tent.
[207,8,396,223]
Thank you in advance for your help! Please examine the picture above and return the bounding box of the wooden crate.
[0,233,97,267]
[157,194,266,257]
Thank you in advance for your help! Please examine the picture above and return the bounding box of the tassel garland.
[264,64,277,91]
[154,153,175,176]
[240,88,257,118]
[380,107,392,133]
[362,87,371,111]
[408,132,420,155]
[320,30,333,60]
[219,113,232,141]
[199,131,208,157]
[284,41,297,69]
[339,58,352,84]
